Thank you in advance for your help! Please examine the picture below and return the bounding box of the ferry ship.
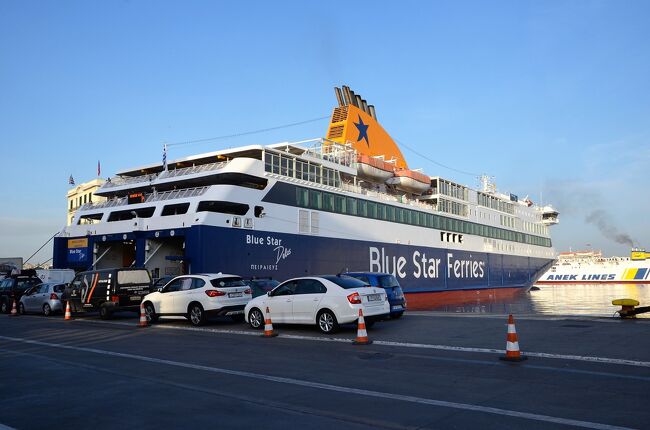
[536,248,650,284]
[53,86,558,308]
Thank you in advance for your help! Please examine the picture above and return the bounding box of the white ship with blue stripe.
[54,86,559,307]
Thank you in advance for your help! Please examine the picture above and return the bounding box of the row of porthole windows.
[295,187,552,248]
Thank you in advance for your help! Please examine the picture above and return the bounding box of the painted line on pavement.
[0,335,634,430]
[73,318,650,368]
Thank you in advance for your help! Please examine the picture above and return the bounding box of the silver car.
[19,283,66,316]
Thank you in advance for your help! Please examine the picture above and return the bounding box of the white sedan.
[244,275,390,333]
[142,273,252,326]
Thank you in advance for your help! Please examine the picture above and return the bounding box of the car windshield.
[16,278,41,290]
[210,277,246,288]
[320,275,368,289]
[378,275,400,288]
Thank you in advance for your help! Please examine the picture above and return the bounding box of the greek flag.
[68,175,75,185]
[163,144,168,171]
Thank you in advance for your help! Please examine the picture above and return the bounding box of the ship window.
[197,201,249,216]
[395,208,403,223]
[376,204,385,220]
[309,190,322,209]
[346,197,357,216]
[334,195,346,213]
[296,188,309,207]
[367,202,377,219]
[162,203,190,216]
[265,152,275,173]
[309,164,320,183]
[108,207,155,222]
[357,200,367,217]
[419,212,427,227]
[386,205,395,222]
[408,210,417,225]
[281,156,293,177]
[322,192,334,211]
[78,213,103,225]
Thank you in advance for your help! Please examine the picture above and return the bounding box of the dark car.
[242,277,280,298]
[66,268,152,319]
[0,271,43,313]
[343,272,407,318]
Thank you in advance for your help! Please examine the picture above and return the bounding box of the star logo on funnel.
[354,115,370,146]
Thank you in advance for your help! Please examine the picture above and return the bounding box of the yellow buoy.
[612,298,640,306]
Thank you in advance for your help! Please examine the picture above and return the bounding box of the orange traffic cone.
[9,299,18,317]
[352,309,372,345]
[138,303,148,327]
[261,306,278,337]
[64,301,72,320]
[499,314,527,362]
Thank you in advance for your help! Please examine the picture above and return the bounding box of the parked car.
[66,268,152,319]
[344,272,407,318]
[19,283,66,316]
[0,271,43,313]
[242,277,280,298]
[142,273,252,326]
[244,275,390,334]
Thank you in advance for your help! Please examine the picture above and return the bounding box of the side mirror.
[157,287,163,293]
[267,291,272,297]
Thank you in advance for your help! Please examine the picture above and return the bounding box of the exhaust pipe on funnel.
[334,87,344,107]
[368,105,377,120]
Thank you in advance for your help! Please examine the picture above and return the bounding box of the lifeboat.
[356,154,394,181]
[386,169,430,194]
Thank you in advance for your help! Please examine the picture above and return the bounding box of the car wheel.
[144,303,158,323]
[317,309,339,334]
[391,311,404,319]
[43,303,52,316]
[188,303,206,326]
[99,305,112,320]
[230,314,245,323]
[248,308,264,329]
[18,303,26,315]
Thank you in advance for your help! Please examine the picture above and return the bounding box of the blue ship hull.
[54,225,554,298]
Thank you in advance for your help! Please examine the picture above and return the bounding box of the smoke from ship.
[585,210,635,247]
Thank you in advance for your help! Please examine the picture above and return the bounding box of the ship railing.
[340,183,434,211]
[290,138,357,169]
[145,186,209,202]
[102,172,159,188]
[79,186,209,211]
[101,161,229,189]
[158,161,229,179]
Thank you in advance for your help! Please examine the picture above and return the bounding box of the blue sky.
[1,0,649,264]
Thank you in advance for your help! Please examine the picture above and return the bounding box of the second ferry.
[54,86,559,308]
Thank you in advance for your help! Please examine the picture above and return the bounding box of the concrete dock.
[1,312,648,429]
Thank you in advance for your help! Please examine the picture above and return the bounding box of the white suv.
[142,274,252,326]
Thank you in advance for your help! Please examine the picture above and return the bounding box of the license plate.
[391,305,403,311]
[130,296,141,301]
[367,294,381,302]
[228,292,243,298]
